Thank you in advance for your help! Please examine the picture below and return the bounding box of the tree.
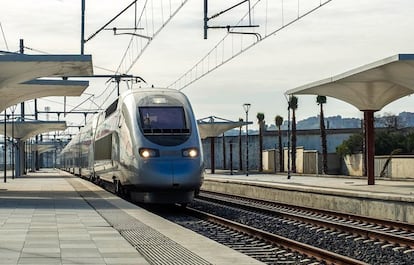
[257,112,265,172]
[336,133,363,157]
[288,96,298,173]
[275,115,284,172]
[375,131,405,155]
[337,131,414,157]
[317,95,328,174]
[405,133,414,153]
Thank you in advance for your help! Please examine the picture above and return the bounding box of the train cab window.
[139,107,188,133]
[138,106,190,146]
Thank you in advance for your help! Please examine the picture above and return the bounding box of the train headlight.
[139,148,159,158]
[182,148,198,158]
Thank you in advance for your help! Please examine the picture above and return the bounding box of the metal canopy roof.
[2,120,67,140]
[286,54,414,111]
[0,54,93,112]
[197,116,252,139]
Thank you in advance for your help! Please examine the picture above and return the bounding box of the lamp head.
[243,103,251,112]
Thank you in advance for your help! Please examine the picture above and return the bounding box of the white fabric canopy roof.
[0,54,93,112]
[0,79,89,112]
[197,116,251,139]
[286,54,414,111]
[2,120,67,140]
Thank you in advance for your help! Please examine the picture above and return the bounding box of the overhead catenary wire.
[0,22,9,51]
[84,0,138,43]
[92,0,189,109]
[169,0,334,91]
[115,0,189,74]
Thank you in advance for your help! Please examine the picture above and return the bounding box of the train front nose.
[138,158,203,189]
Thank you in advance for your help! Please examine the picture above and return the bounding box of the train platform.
[0,169,262,265]
[202,171,414,223]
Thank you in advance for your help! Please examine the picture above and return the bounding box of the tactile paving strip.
[123,229,210,265]
[68,179,211,265]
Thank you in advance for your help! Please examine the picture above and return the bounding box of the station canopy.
[0,53,93,112]
[0,79,89,112]
[33,143,59,154]
[2,120,67,141]
[197,116,252,139]
[285,54,414,185]
[285,54,414,111]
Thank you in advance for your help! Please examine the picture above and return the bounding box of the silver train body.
[60,88,204,203]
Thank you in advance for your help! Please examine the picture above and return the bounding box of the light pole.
[287,102,291,179]
[243,103,251,176]
[11,105,15,179]
[3,110,6,183]
[284,94,292,179]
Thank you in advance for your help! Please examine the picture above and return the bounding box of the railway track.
[95,178,414,264]
[198,191,414,249]
[177,191,414,264]
[183,207,367,265]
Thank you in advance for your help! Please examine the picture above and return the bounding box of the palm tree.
[275,115,284,172]
[257,112,265,172]
[289,96,298,173]
[238,118,243,171]
[317,95,328,174]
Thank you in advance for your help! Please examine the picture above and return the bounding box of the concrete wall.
[391,156,414,179]
[202,135,261,172]
[201,129,355,172]
[341,154,414,179]
[202,132,342,170]
[341,154,364,176]
[283,147,305,173]
[202,134,343,174]
[303,150,318,174]
[263,149,278,172]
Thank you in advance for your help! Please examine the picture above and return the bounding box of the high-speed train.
[60,88,204,204]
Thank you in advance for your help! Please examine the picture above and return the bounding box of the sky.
[1,0,414,134]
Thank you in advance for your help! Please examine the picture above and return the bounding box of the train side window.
[105,99,118,118]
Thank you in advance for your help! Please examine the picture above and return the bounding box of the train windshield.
[138,106,190,146]
[139,106,189,133]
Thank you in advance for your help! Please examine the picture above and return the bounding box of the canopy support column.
[364,110,375,185]
[15,139,25,177]
[210,137,215,174]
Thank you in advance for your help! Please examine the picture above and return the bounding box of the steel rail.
[198,191,414,248]
[186,207,368,265]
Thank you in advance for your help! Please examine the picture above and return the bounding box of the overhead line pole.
[204,0,208,39]
[81,0,85,54]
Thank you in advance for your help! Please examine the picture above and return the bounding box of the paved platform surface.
[0,169,262,265]
[205,171,414,198]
